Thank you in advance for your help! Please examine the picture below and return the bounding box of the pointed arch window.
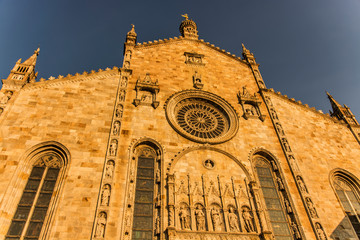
[6,154,63,240]
[254,158,293,240]
[333,175,360,238]
[131,145,161,240]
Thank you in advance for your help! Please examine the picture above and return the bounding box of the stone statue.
[115,105,123,118]
[119,90,126,101]
[194,206,206,231]
[101,185,111,206]
[105,161,114,179]
[316,223,327,240]
[95,212,106,238]
[277,177,285,190]
[228,208,240,232]
[291,222,301,239]
[156,168,161,183]
[284,198,292,213]
[276,123,284,135]
[306,197,318,218]
[211,207,222,231]
[271,160,278,171]
[242,208,254,232]
[282,138,291,152]
[109,140,117,156]
[271,109,278,119]
[113,121,120,135]
[179,207,190,230]
[297,176,307,192]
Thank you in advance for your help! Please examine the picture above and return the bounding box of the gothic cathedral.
[0,16,360,240]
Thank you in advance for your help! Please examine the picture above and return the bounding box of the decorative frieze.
[184,52,205,66]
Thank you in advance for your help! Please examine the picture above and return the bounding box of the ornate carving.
[193,71,203,89]
[228,207,240,232]
[237,86,266,121]
[204,159,215,169]
[179,206,191,230]
[211,206,223,231]
[35,155,62,168]
[306,197,318,218]
[194,205,206,231]
[184,52,204,65]
[297,176,307,193]
[120,76,128,88]
[113,121,120,135]
[316,222,327,240]
[276,177,285,190]
[284,198,293,213]
[276,123,285,135]
[165,90,239,144]
[115,104,123,118]
[291,222,301,239]
[101,184,111,206]
[109,139,118,156]
[133,73,160,109]
[119,90,126,102]
[242,207,255,232]
[105,160,114,179]
[0,90,13,104]
[282,138,291,152]
[270,108,278,119]
[95,212,107,238]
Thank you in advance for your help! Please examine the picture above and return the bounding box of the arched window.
[5,143,68,240]
[333,173,360,238]
[254,157,293,239]
[131,144,161,240]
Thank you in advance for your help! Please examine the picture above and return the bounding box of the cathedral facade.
[0,16,360,240]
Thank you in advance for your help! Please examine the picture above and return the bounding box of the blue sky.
[1,0,360,117]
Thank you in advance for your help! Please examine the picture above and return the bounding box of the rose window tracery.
[165,90,239,144]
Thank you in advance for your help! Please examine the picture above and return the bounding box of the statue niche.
[237,86,266,121]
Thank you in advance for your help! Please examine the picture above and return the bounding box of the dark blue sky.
[1,0,359,117]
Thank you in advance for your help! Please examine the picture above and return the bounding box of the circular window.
[165,90,239,144]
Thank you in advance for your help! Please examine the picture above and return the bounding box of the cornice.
[22,67,120,91]
[134,36,249,67]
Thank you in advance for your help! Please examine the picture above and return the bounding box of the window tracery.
[6,154,63,240]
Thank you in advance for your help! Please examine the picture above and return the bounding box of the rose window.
[165,90,239,144]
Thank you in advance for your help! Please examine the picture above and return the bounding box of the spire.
[125,24,137,45]
[22,47,40,66]
[241,43,256,65]
[179,14,198,39]
[327,91,358,125]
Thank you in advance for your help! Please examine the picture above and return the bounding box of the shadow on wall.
[330,216,358,240]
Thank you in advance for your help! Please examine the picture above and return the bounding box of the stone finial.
[126,24,137,45]
[179,14,198,39]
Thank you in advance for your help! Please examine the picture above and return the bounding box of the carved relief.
[124,61,130,69]
[119,90,126,101]
[101,184,111,206]
[297,176,307,193]
[194,204,206,231]
[237,86,266,121]
[109,139,118,156]
[179,204,191,230]
[316,222,327,240]
[113,121,121,135]
[284,198,293,213]
[115,104,123,118]
[95,212,107,238]
[291,222,301,239]
[282,138,291,152]
[0,91,13,104]
[276,177,285,190]
[242,206,255,232]
[184,52,204,65]
[270,108,278,119]
[125,50,132,60]
[228,207,240,232]
[203,159,215,169]
[120,76,128,88]
[133,73,160,109]
[306,197,318,218]
[193,71,203,89]
[276,123,285,135]
[210,205,223,231]
[105,160,114,179]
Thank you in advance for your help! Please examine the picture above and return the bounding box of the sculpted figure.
[194,206,206,231]
[95,212,106,238]
[115,105,123,118]
[109,140,117,156]
[155,215,160,234]
[291,222,301,239]
[179,207,190,230]
[276,123,285,135]
[211,207,222,231]
[277,177,285,190]
[270,109,278,119]
[242,208,254,232]
[284,198,292,213]
[316,223,327,240]
[101,185,111,206]
[119,90,126,101]
[0,91,12,104]
[271,160,278,171]
[156,168,161,183]
[113,121,120,135]
[228,208,240,232]
[282,138,291,152]
[105,161,114,179]
[297,176,307,192]
[306,197,318,218]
